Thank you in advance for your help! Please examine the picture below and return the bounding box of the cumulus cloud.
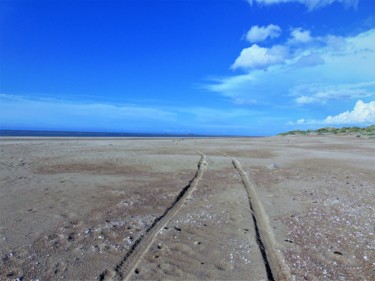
[324,100,375,124]
[231,44,288,70]
[207,28,375,108]
[233,27,319,71]
[290,100,375,125]
[289,28,313,44]
[245,24,282,43]
[246,0,358,10]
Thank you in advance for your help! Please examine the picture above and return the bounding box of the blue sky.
[1,0,374,135]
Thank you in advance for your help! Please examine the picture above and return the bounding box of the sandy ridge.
[99,152,207,281]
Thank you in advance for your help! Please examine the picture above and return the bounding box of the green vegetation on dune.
[279,125,375,136]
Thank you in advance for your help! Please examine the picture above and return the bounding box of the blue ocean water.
[0,130,231,138]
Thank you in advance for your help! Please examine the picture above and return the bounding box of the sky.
[1,0,374,136]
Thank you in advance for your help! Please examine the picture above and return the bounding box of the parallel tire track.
[231,157,291,281]
[99,153,206,281]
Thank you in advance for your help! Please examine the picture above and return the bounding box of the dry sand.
[0,136,374,280]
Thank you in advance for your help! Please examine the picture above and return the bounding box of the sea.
[0,130,243,138]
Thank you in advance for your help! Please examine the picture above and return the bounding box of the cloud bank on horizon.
[0,93,263,135]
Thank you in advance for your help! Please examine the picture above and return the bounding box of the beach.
[0,136,374,280]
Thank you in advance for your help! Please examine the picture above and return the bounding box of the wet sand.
[0,136,374,280]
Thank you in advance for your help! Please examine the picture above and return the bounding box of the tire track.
[229,155,291,281]
[99,152,206,281]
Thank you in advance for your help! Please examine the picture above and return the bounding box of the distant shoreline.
[0,130,256,138]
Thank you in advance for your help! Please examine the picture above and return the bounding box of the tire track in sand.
[227,154,291,281]
[99,152,206,281]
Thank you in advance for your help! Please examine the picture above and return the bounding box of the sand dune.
[0,136,374,280]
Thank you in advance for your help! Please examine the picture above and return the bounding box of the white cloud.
[290,100,375,125]
[206,28,375,108]
[233,27,318,71]
[233,27,315,71]
[246,0,358,10]
[289,28,313,44]
[324,100,375,124]
[245,24,282,43]
[293,82,375,105]
[231,44,288,70]
[295,95,317,105]
[288,29,347,52]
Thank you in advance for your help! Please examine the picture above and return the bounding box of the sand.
[0,136,374,280]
